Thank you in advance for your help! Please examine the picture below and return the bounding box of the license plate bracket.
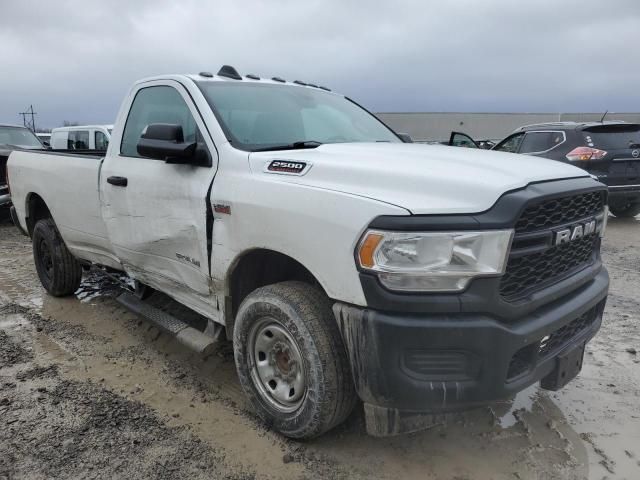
[540,342,586,391]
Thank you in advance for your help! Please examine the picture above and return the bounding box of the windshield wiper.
[252,140,323,152]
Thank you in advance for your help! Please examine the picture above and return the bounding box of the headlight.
[357,229,514,292]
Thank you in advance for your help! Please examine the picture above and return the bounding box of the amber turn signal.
[358,232,384,268]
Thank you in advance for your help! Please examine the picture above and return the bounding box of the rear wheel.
[610,203,640,218]
[32,218,82,296]
[233,281,357,439]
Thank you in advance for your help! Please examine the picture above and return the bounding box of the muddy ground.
[0,215,639,480]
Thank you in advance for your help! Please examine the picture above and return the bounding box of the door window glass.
[520,132,564,154]
[95,131,109,150]
[68,130,90,149]
[450,132,478,148]
[494,133,525,153]
[121,86,198,157]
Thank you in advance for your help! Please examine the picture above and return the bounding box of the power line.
[19,105,37,132]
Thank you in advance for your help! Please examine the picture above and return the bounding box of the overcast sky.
[1,0,639,129]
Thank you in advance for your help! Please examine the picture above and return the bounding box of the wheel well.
[26,193,52,236]
[226,249,322,333]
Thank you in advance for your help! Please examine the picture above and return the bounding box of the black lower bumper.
[607,185,640,206]
[334,268,608,435]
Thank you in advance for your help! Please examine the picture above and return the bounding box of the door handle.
[107,176,128,187]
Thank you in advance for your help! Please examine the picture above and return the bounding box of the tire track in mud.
[0,296,358,479]
[0,319,230,480]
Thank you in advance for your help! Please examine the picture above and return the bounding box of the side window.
[494,133,525,153]
[95,131,109,150]
[68,130,89,149]
[519,132,564,154]
[121,86,199,157]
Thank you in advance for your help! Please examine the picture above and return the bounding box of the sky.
[1,0,639,129]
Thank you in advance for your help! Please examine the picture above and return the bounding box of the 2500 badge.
[266,160,308,175]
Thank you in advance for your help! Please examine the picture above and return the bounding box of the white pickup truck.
[7,66,609,438]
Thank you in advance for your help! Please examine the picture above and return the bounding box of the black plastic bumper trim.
[334,268,608,413]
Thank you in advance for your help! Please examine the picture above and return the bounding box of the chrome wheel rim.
[248,317,306,413]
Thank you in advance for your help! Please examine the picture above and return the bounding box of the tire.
[610,203,640,218]
[32,218,83,296]
[233,281,357,439]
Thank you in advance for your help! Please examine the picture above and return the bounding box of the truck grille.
[515,191,604,233]
[500,190,605,302]
[500,234,598,300]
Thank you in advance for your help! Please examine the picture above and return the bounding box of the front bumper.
[334,268,608,436]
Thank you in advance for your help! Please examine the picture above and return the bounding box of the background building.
[376,112,640,142]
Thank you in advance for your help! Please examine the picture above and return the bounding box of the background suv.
[450,122,640,218]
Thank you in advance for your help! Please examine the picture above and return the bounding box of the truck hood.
[249,143,589,214]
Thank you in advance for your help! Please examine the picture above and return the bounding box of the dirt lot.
[1,215,639,480]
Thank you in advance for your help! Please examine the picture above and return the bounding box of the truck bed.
[7,149,116,267]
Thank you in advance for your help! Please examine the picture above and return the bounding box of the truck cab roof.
[135,66,336,95]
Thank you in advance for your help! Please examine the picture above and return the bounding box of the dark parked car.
[0,124,45,215]
[450,122,640,218]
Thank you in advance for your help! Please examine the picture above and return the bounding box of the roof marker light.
[217,65,242,80]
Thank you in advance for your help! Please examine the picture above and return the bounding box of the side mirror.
[136,124,196,162]
[43,141,50,148]
[397,133,413,143]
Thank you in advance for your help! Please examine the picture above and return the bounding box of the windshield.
[196,82,401,151]
[0,126,43,149]
[582,124,640,150]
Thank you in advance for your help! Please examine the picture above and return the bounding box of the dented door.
[101,81,217,296]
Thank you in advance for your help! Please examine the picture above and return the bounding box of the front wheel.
[233,281,357,439]
[609,203,640,218]
[32,218,83,296]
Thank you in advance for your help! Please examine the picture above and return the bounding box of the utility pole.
[19,105,37,132]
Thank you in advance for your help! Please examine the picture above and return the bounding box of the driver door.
[448,131,480,149]
[101,81,217,297]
